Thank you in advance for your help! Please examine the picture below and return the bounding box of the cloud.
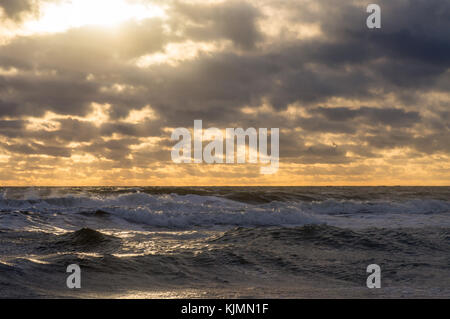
[171,0,263,50]
[0,0,33,20]
[0,141,71,157]
[313,107,421,127]
[0,0,448,184]
[0,0,62,22]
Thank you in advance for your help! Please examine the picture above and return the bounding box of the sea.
[0,186,449,298]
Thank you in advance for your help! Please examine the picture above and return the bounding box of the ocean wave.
[295,198,450,215]
[0,189,449,229]
[211,225,450,253]
[56,228,115,246]
[1,224,450,298]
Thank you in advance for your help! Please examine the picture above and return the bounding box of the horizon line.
[1,185,449,187]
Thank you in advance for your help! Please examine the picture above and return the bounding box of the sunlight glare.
[24,0,165,33]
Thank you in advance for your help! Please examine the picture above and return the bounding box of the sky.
[0,0,449,186]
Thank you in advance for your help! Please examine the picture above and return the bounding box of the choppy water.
[0,187,449,298]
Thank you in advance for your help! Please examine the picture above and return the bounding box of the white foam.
[0,191,449,229]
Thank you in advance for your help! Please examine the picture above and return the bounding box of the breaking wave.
[0,187,449,298]
[0,188,449,229]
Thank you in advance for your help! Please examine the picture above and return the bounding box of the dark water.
[0,187,449,298]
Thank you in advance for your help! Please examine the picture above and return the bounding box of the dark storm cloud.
[0,141,71,157]
[0,0,446,120]
[0,0,61,21]
[0,19,171,119]
[270,0,450,93]
[115,0,450,124]
[364,130,450,155]
[0,118,100,143]
[0,119,27,137]
[0,0,33,20]
[99,121,163,137]
[53,118,100,142]
[0,73,100,117]
[278,131,351,164]
[0,0,448,165]
[120,49,373,126]
[313,107,421,127]
[138,53,275,120]
[80,138,141,161]
[171,0,263,49]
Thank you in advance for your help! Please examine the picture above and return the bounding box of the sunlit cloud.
[0,0,449,186]
[135,41,225,67]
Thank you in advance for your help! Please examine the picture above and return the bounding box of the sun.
[24,0,165,34]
